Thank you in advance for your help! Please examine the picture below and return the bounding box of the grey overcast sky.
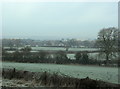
[2,2,118,40]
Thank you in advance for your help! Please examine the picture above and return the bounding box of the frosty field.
[4,47,98,51]
[31,47,98,51]
[2,62,118,84]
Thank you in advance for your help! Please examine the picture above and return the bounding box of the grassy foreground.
[2,68,119,89]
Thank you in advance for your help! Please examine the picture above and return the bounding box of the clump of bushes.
[2,48,70,64]
[75,52,89,64]
[2,47,116,66]
[74,52,104,65]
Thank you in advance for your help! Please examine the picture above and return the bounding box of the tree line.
[2,27,119,66]
[2,46,118,65]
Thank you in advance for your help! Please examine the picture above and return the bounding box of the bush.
[75,52,90,64]
[54,51,68,64]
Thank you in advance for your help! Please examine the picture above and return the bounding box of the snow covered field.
[2,62,118,84]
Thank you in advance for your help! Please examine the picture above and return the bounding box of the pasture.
[2,62,118,84]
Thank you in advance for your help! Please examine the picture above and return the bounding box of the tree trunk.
[106,53,109,65]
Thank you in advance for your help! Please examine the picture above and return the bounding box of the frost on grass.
[2,62,119,84]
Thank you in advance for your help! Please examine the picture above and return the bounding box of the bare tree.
[96,27,119,64]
